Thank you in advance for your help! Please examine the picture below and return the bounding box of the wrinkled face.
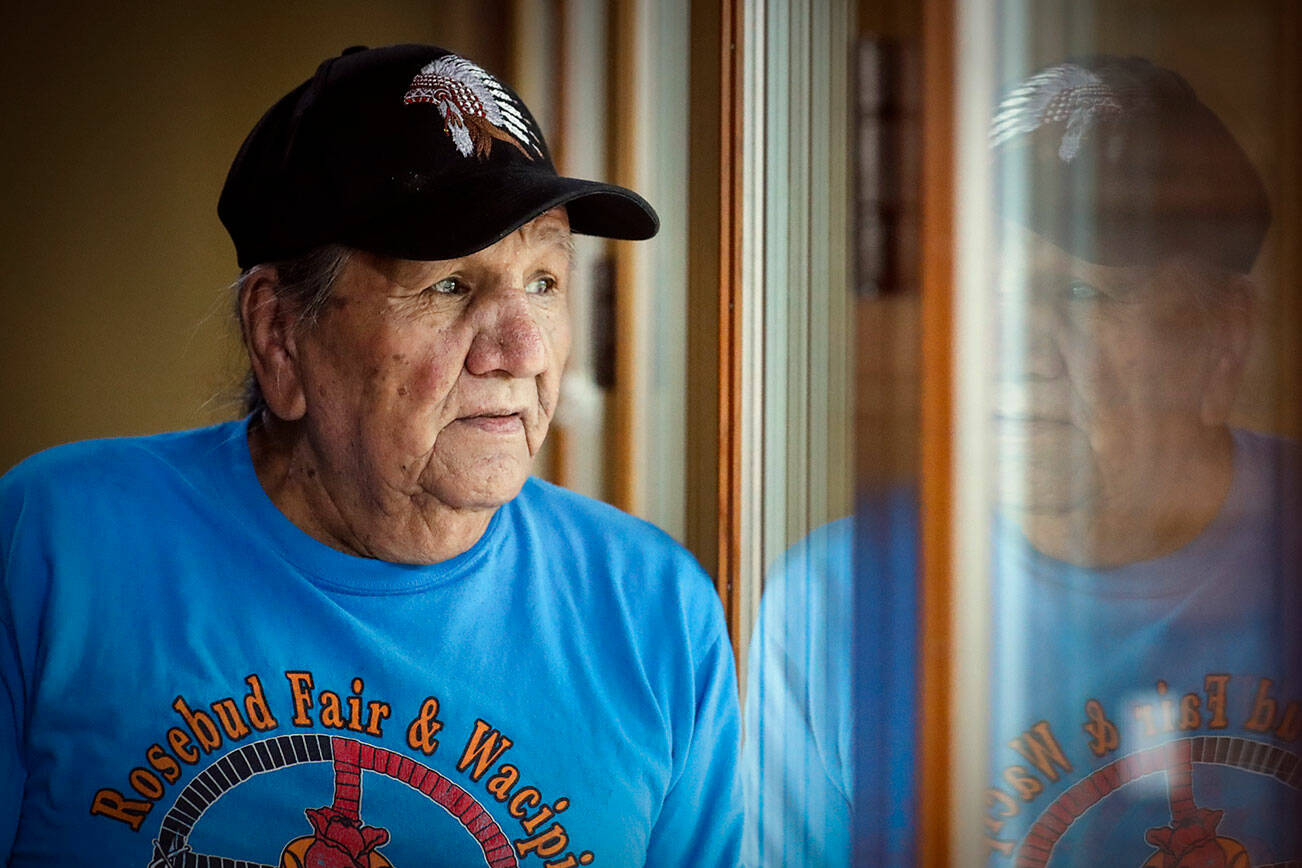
[294,209,572,511]
[991,227,1234,515]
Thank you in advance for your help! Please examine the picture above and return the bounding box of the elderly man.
[0,45,741,866]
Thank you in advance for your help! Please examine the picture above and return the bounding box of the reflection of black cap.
[219,44,658,269]
[990,56,1270,274]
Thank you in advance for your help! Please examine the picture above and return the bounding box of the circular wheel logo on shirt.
[1015,736,1301,867]
[147,734,515,868]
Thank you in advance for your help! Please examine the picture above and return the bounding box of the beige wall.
[0,2,508,472]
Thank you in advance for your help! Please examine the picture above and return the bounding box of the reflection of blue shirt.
[0,420,743,867]
[742,491,918,868]
[741,430,1299,866]
[985,429,1302,866]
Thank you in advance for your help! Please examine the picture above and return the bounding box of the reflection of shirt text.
[983,673,1300,857]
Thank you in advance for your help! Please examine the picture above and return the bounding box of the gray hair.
[236,244,353,419]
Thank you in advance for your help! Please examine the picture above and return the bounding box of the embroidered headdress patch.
[403,54,541,161]
[989,62,1125,162]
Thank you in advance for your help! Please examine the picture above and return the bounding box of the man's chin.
[420,458,531,512]
[992,438,1101,515]
[992,477,1100,517]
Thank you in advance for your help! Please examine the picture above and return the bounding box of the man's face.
[991,226,1234,516]
[293,208,572,512]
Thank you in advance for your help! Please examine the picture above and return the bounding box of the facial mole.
[397,386,408,396]
[392,353,405,362]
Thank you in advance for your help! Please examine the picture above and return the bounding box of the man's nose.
[464,289,547,378]
[997,294,1068,381]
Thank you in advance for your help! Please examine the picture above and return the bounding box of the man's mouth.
[992,413,1074,426]
[456,412,524,434]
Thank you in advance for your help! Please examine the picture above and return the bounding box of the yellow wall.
[0,2,507,471]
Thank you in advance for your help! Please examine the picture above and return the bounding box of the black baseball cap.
[989,55,1270,274]
[219,44,659,269]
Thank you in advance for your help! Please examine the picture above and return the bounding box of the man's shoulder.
[1230,428,1301,520]
[1,422,243,511]
[516,476,686,550]
[1233,428,1300,475]
[763,490,917,603]
[512,477,717,599]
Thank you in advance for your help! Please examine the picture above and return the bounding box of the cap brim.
[344,166,659,261]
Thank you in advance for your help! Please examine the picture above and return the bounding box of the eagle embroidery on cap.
[403,54,541,161]
[989,63,1124,162]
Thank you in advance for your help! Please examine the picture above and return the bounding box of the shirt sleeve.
[740,609,850,868]
[740,522,854,868]
[0,471,32,861]
[0,587,24,860]
[644,624,744,867]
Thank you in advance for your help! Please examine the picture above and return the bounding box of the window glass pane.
[739,2,922,866]
[974,1,1301,863]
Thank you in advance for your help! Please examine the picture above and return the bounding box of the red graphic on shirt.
[1013,737,1298,868]
[281,739,393,867]
[1141,758,1247,868]
[1142,809,1247,868]
[149,734,517,867]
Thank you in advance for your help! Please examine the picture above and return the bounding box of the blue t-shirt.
[984,429,1302,865]
[0,420,742,867]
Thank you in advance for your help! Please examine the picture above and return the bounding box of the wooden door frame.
[687,0,745,660]
[918,0,956,859]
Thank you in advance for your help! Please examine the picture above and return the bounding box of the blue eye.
[427,277,464,295]
[526,275,557,295]
[1067,280,1102,301]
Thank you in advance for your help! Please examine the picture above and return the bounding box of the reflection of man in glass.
[741,54,1298,868]
[993,221,1255,564]
[985,56,1300,865]
[991,58,1266,569]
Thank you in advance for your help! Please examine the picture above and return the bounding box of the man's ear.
[1200,277,1255,427]
[239,266,307,422]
